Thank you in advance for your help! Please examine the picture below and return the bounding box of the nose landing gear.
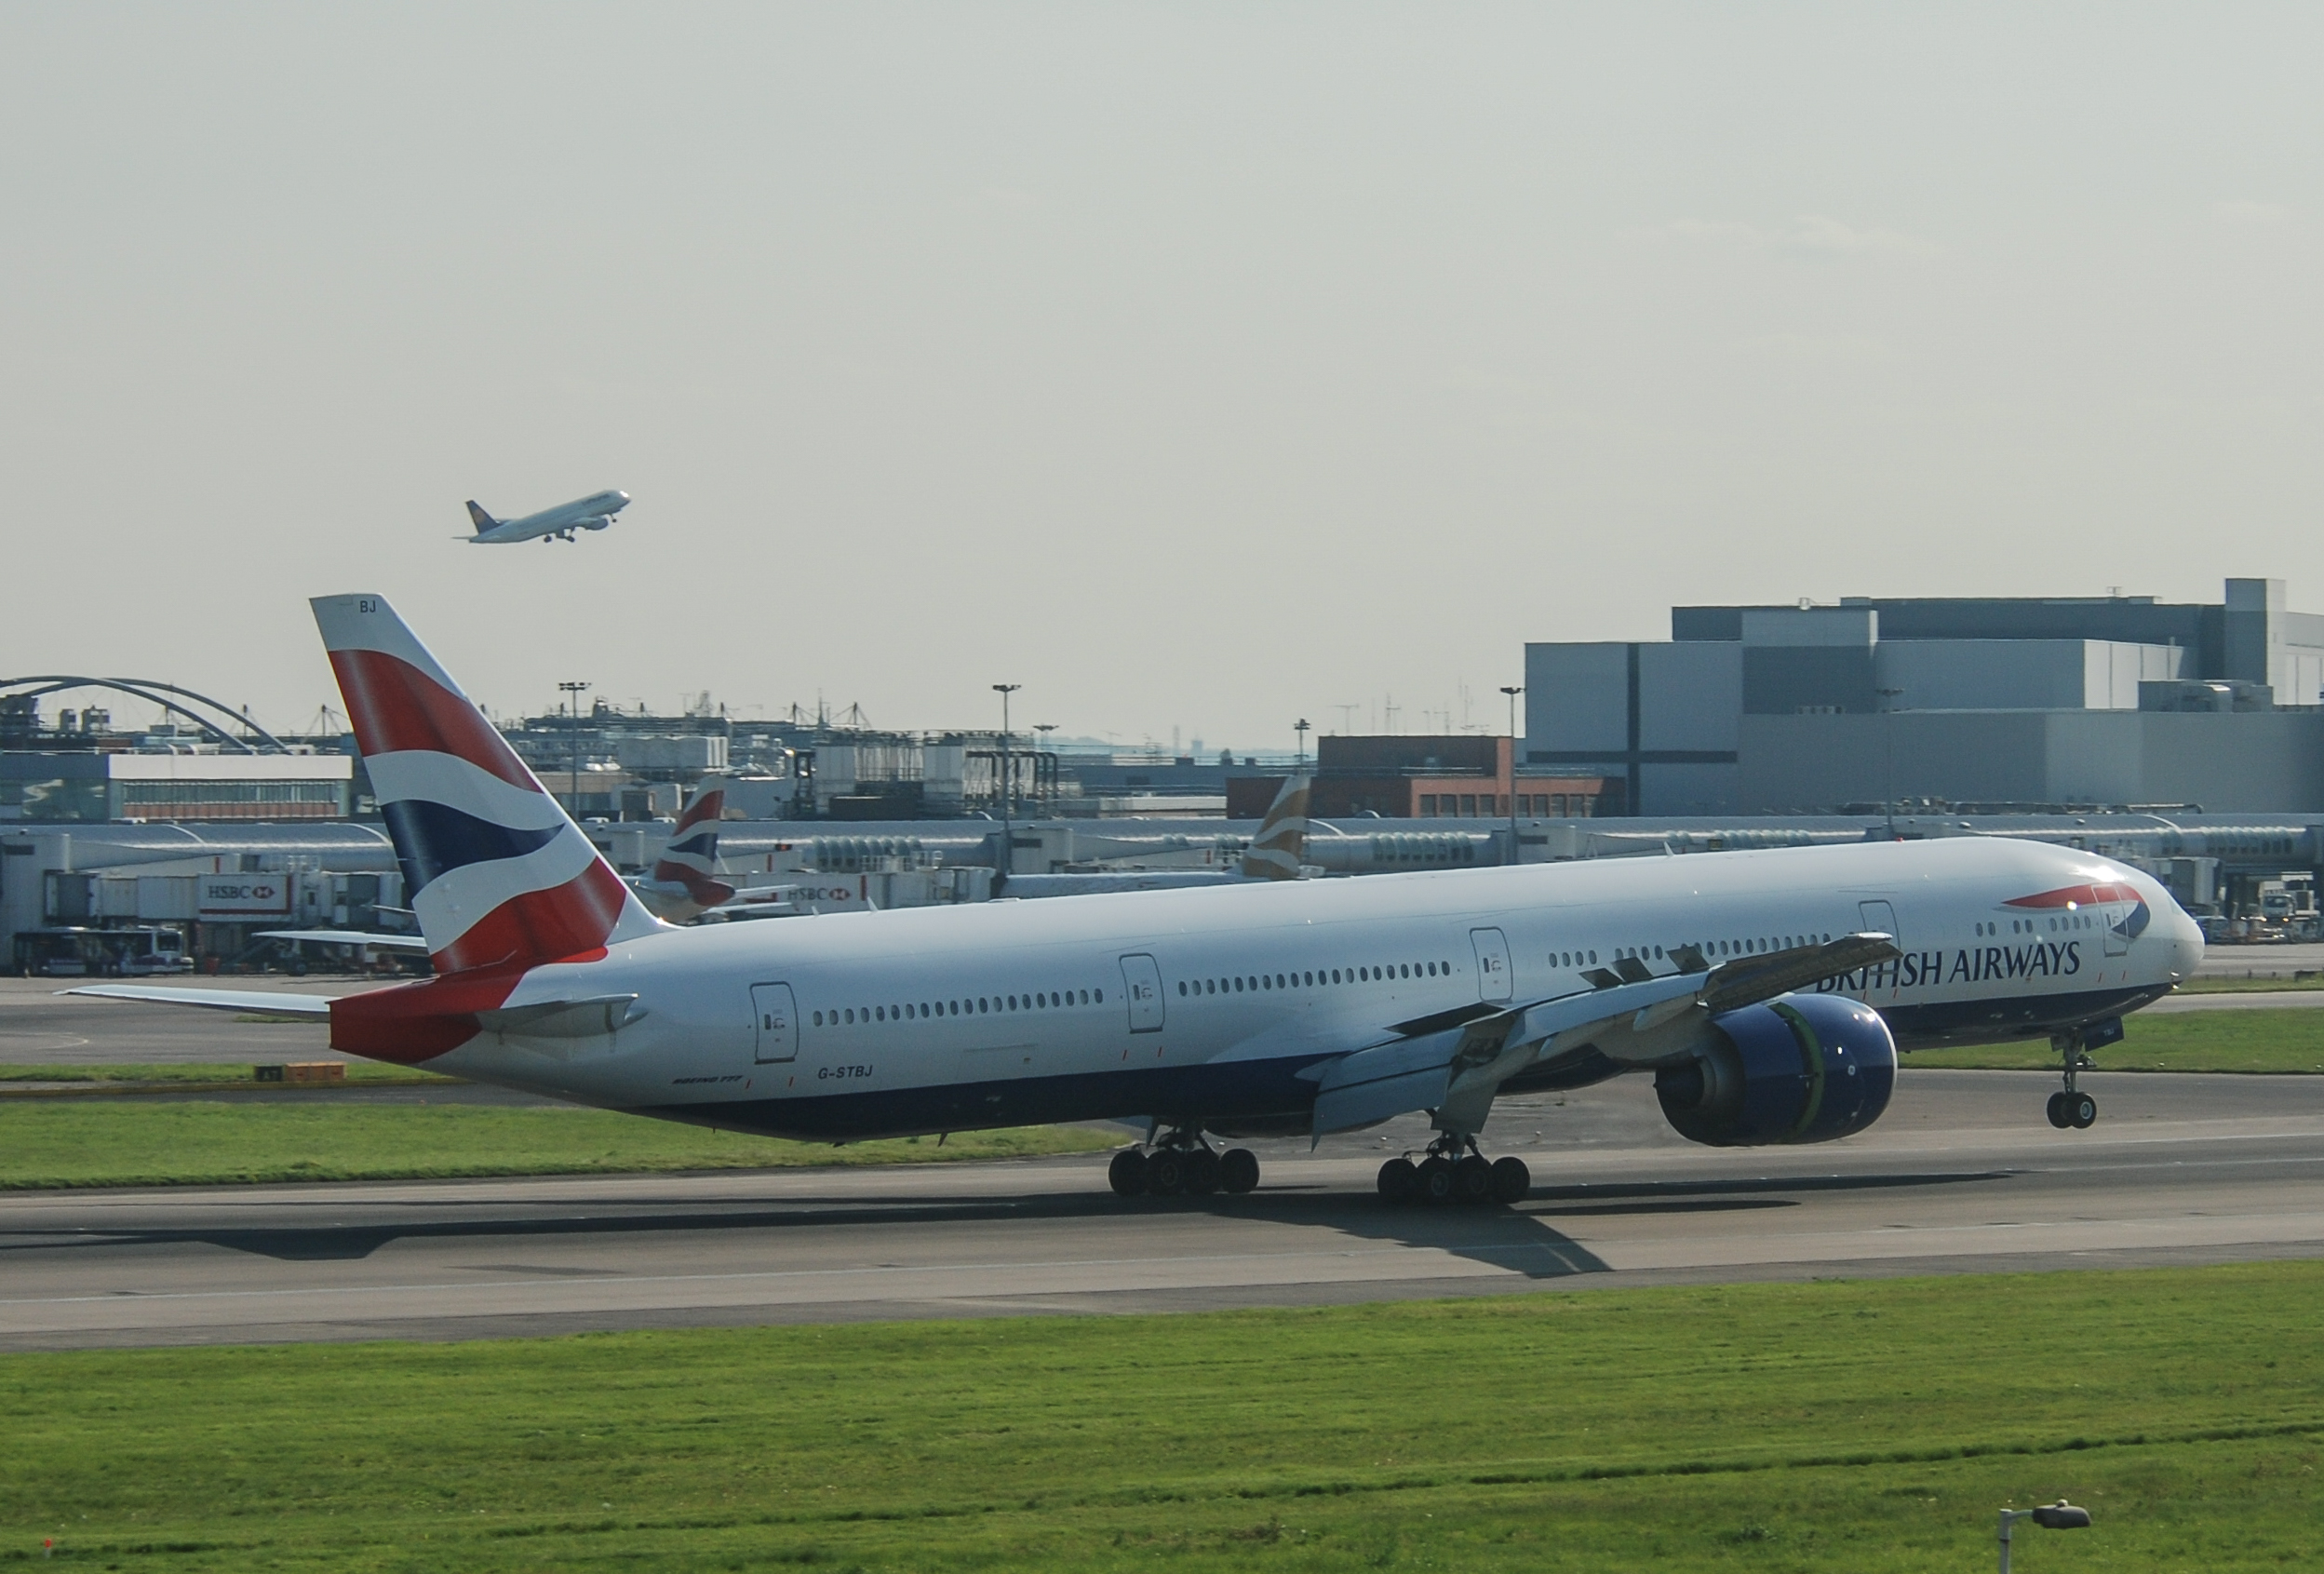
[1108,1129,1260,1198]
[1377,1134,1530,1205]
[2046,1029,2099,1129]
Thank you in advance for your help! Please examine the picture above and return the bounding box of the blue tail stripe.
[381,800,562,895]
[665,830,717,858]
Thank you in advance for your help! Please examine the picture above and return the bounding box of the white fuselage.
[410,837,2200,1143]
[471,491,631,544]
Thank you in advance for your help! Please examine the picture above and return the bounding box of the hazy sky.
[4,5,2318,749]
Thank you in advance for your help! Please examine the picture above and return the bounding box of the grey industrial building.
[1525,579,2324,816]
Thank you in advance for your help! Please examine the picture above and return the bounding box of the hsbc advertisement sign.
[198,875,293,916]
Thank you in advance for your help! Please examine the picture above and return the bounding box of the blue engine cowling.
[1654,992,1897,1147]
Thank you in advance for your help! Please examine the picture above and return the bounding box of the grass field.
[0,1062,440,1087]
[1909,1005,2324,1073]
[0,1101,1116,1190]
[2,1260,2318,1570]
[2180,973,2324,992]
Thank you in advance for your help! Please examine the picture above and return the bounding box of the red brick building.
[1226,736,1613,820]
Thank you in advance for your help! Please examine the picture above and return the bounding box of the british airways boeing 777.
[76,595,2204,1204]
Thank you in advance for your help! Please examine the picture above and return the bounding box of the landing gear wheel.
[1416,1155,1457,1204]
[1377,1157,1417,1203]
[1218,1148,1260,1194]
[1454,1154,1495,1204]
[1146,1149,1187,1196]
[1108,1149,1149,1196]
[1183,1147,1221,1196]
[2046,1091,2071,1129]
[1488,1155,1531,1204]
[2067,1091,2098,1129]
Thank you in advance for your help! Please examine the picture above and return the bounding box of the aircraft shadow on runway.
[4,1169,2015,1272]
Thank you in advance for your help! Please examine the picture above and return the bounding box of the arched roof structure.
[0,677,289,754]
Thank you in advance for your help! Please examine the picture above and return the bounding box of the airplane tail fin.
[464,501,496,535]
[310,593,663,975]
[1240,774,1311,881]
[649,775,737,908]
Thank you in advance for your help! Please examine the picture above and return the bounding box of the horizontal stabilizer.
[473,994,641,1039]
[62,985,339,1016]
[255,929,431,952]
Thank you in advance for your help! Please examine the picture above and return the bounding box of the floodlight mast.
[1997,1500,2090,1572]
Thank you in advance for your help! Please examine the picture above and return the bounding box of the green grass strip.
[1910,1005,2324,1072]
[0,1062,443,1088]
[2,1261,2319,1569]
[0,1100,1116,1189]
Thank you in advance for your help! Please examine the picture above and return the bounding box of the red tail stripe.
[673,791,723,833]
[429,864,633,975]
[329,648,536,792]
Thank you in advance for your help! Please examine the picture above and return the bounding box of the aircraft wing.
[1308,932,1900,1137]
[255,929,431,952]
[62,984,341,1016]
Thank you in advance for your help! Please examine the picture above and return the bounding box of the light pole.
[1875,686,1904,839]
[992,684,1020,875]
[1997,1500,2090,1571]
[1294,718,1310,774]
[1500,685,1523,865]
[1034,723,1057,808]
[558,681,590,813]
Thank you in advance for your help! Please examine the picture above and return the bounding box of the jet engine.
[1653,993,1896,1147]
[581,517,613,531]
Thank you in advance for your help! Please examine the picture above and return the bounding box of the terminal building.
[1525,578,2324,815]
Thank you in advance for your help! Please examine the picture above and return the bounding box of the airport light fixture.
[992,684,1020,875]
[558,681,591,811]
[1034,724,1057,807]
[1997,1500,2090,1572]
[1500,685,1523,862]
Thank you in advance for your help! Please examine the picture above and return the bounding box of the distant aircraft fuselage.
[463,491,630,545]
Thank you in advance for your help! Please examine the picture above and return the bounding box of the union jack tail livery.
[637,776,739,920]
[312,594,663,975]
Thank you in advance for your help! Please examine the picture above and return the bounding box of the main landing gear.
[2046,1029,2099,1130]
[1376,1134,1530,1206]
[1108,1130,1259,1198]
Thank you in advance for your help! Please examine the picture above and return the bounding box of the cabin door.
[1118,954,1166,1033]
[751,982,799,1063]
[1470,927,1512,1002]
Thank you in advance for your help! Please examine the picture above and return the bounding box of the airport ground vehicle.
[15,924,188,976]
[76,596,2202,1196]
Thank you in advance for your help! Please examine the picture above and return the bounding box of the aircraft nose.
[2153,883,2205,981]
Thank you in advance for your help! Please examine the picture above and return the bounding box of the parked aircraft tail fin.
[649,776,738,909]
[463,501,496,535]
[309,593,664,975]
[1240,774,1311,881]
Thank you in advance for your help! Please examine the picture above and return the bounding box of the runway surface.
[6,1070,2320,1352]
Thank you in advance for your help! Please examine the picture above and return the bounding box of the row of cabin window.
[1980,915,2097,936]
[813,988,1102,1029]
[1610,935,1834,964]
[1177,961,1453,997]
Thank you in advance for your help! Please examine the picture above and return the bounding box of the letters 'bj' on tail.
[311,593,662,975]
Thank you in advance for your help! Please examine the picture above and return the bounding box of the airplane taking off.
[461,490,630,545]
[74,595,2203,1204]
